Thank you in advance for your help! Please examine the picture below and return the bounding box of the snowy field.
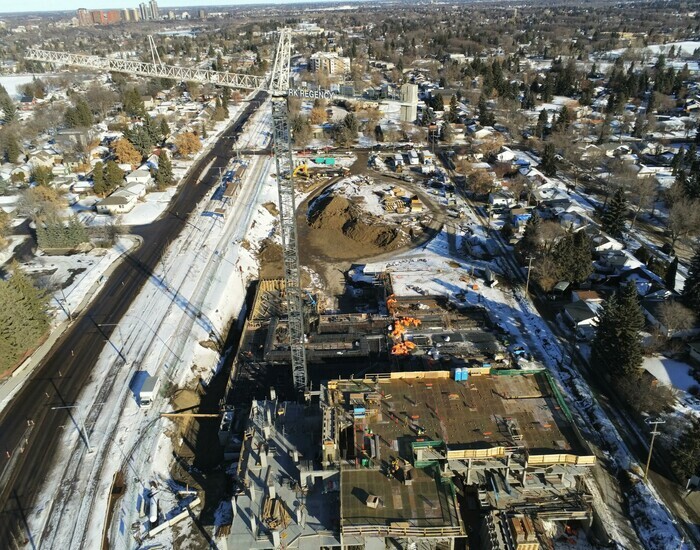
[0,74,54,99]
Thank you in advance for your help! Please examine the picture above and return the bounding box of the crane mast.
[26,29,309,391]
[269,29,308,392]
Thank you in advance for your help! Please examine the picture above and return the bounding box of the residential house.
[27,150,56,170]
[96,193,136,214]
[563,300,599,333]
[125,168,153,188]
[572,289,605,304]
[495,147,515,163]
[587,229,625,253]
[488,190,515,208]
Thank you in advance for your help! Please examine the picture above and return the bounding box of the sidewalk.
[0,235,142,411]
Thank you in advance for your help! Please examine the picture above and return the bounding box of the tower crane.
[26,29,309,391]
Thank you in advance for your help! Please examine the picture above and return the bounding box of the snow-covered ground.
[0,74,54,99]
[22,101,281,549]
[644,356,699,392]
[22,236,136,323]
[120,188,178,226]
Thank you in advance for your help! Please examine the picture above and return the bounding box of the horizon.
[0,0,346,15]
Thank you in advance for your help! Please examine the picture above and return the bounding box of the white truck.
[140,375,160,409]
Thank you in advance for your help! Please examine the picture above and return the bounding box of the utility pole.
[51,405,93,453]
[525,256,535,294]
[97,323,126,362]
[644,418,665,482]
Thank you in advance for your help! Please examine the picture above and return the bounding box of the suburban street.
[0,90,267,549]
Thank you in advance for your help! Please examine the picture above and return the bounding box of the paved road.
[0,90,267,549]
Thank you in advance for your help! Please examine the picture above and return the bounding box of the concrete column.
[250,509,257,536]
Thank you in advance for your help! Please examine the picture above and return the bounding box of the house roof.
[574,290,604,302]
[564,301,598,323]
[99,195,131,206]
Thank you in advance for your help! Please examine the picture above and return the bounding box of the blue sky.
[0,1,335,14]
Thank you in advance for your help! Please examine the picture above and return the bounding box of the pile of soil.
[307,194,410,256]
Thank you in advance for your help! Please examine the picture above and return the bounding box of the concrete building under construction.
[222,277,598,548]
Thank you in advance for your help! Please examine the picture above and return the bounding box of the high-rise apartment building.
[149,0,159,20]
[77,8,91,26]
[139,2,150,21]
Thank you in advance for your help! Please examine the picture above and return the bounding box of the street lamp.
[644,418,665,482]
[51,405,93,454]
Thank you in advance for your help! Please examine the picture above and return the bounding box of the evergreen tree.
[0,85,16,123]
[683,246,700,314]
[201,122,207,139]
[103,160,124,192]
[122,88,145,117]
[665,256,679,292]
[159,118,170,142]
[555,105,570,131]
[5,133,19,164]
[554,230,592,284]
[535,109,548,139]
[155,151,173,189]
[0,263,49,374]
[448,94,459,123]
[212,97,227,121]
[478,94,495,126]
[432,94,444,112]
[540,143,557,176]
[92,162,105,195]
[591,283,644,377]
[142,116,159,145]
[518,211,541,256]
[441,121,454,143]
[602,188,627,238]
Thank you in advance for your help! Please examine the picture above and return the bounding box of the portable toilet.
[451,368,457,380]
[457,368,465,381]
[463,369,469,381]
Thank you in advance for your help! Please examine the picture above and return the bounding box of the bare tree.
[533,254,560,292]
[668,199,700,251]
[538,221,565,254]
[628,177,658,228]
[659,301,696,336]
[85,83,119,119]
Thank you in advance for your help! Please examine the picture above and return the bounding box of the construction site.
[215,261,600,549]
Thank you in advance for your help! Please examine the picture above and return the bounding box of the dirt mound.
[309,194,355,230]
[307,192,410,253]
